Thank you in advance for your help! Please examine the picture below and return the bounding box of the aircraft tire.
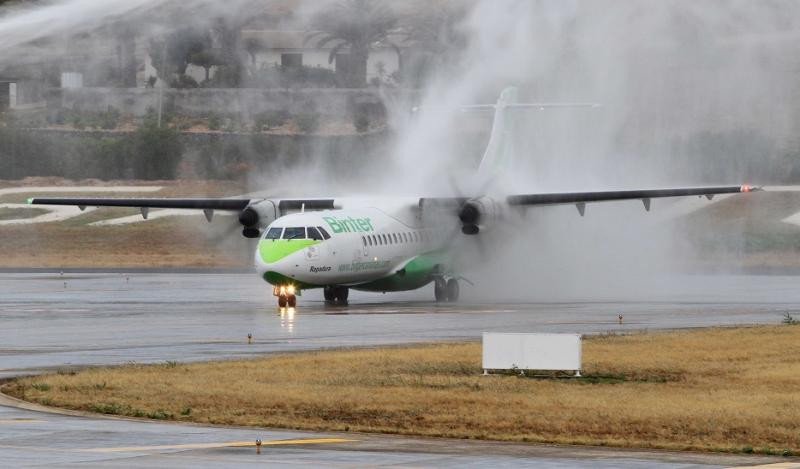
[434,279,447,302]
[287,295,297,307]
[278,295,288,308]
[335,286,349,305]
[323,286,336,303]
[445,279,460,302]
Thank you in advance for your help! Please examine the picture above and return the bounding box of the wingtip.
[26,197,34,204]
[740,185,763,193]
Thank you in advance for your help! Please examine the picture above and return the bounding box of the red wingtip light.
[741,184,752,193]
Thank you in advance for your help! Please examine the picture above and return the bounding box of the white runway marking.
[0,186,162,198]
[0,186,162,225]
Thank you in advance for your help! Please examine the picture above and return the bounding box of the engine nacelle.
[238,199,277,238]
[458,196,500,235]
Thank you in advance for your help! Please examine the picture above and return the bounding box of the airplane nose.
[257,239,317,264]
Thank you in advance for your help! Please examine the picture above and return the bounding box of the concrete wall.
[0,127,393,181]
[53,87,413,119]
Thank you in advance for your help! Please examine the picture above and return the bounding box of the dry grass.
[0,207,47,221]
[4,326,800,454]
[0,179,251,268]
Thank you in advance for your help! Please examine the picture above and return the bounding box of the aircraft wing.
[443,184,760,233]
[27,197,252,210]
[505,185,758,214]
[26,196,335,235]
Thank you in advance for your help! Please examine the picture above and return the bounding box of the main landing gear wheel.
[445,278,460,302]
[434,278,460,303]
[324,286,349,306]
[434,279,447,302]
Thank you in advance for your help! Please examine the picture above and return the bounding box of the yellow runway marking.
[81,438,356,453]
[732,464,800,468]
[0,418,45,424]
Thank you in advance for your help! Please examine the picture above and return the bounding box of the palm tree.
[306,0,399,88]
[398,1,469,85]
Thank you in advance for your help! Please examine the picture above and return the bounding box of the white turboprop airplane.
[30,88,759,307]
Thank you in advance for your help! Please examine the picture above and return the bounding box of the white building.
[240,30,401,84]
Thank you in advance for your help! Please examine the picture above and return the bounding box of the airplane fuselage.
[255,206,451,295]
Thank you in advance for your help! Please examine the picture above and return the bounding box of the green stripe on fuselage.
[354,252,445,292]
[258,239,319,264]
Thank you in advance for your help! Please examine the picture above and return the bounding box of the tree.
[243,37,262,69]
[306,0,399,88]
[212,16,245,87]
[132,121,183,180]
[189,50,222,82]
[397,1,469,86]
[149,27,208,86]
[111,22,138,88]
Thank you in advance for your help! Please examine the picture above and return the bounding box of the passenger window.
[392,233,398,244]
[362,236,367,247]
[382,234,388,245]
[283,227,305,239]
[317,226,331,240]
[368,236,373,246]
[265,227,283,240]
[307,227,323,241]
[378,235,384,245]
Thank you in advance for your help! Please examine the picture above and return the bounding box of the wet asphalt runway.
[1,271,799,467]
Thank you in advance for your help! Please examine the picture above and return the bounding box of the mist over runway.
[1,271,798,379]
[1,271,799,467]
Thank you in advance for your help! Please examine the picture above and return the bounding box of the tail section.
[471,87,599,180]
[477,87,520,176]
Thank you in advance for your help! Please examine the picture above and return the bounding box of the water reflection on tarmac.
[0,271,798,467]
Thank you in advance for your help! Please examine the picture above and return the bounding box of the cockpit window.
[265,227,283,240]
[317,226,331,240]
[283,227,306,239]
[307,227,323,241]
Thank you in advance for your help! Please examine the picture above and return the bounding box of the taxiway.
[1,271,798,467]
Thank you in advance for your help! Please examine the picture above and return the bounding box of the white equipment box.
[482,332,582,376]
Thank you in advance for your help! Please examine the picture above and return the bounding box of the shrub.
[98,106,121,130]
[253,113,270,132]
[267,110,289,127]
[354,114,369,133]
[170,74,199,89]
[31,383,51,392]
[208,113,221,131]
[295,112,320,133]
[70,114,85,130]
[132,122,183,179]
[223,118,240,133]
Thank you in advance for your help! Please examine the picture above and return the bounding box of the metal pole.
[157,40,166,128]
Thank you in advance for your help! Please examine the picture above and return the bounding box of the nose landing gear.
[324,285,349,306]
[275,285,298,308]
[278,294,297,308]
[434,277,460,303]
